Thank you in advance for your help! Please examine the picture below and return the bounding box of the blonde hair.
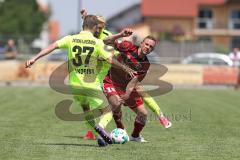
[82,15,99,30]
[96,15,106,24]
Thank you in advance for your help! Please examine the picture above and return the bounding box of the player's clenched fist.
[25,58,36,68]
[120,28,133,37]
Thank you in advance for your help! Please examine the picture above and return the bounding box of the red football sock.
[131,120,145,138]
[113,111,124,129]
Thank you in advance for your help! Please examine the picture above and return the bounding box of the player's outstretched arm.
[25,42,58,68]
[106,56,136,78]
[103,28,133,46]
[120,77,139,101]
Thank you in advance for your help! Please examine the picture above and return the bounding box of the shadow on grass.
[37,143,97,147]
[63,136,85,139]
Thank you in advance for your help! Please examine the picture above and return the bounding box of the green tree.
[0,0,48,41]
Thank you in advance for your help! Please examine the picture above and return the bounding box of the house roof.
[142,0,226,17]
[107,3,140,22]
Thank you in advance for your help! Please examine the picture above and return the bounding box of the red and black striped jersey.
[103,40,150,88]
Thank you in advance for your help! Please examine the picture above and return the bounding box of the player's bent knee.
[142,110,148,117]
[108,95,121,108]
[138,107,148,117]
[111,104,121,113]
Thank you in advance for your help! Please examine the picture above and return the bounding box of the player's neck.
[83,29,94,35]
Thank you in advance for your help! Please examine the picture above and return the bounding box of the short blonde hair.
[96,15,106,24]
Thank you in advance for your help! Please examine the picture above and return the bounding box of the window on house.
[231,37,240,48]
[198,9,213,29]
[198,36,212,42]
[230,10,240,29]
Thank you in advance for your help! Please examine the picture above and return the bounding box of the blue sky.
[48,0,141,36]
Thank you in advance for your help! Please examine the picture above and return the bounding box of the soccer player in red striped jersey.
[103,29,157,142]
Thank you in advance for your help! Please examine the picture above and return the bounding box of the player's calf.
[131,110,147,139]
[112,110,125,129]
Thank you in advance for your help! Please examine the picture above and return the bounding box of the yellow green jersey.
[56,31,111,89]
[99,29,112,40]
[98,29,119,82]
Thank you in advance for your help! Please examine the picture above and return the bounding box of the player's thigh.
[108,94,121,105]
[125,90,144,111]
[73,95,105,110]
[103,83,123,108]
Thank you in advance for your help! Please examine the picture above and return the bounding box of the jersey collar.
[80,31,94,36]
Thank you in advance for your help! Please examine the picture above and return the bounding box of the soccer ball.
[110,128,129,144]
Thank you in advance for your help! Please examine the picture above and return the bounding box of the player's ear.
[92,24,98,31]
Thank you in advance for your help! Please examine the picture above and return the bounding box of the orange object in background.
[203,66,239,85]
[48,20,60,43]
[160,64,203,85]
[0,61,239,86]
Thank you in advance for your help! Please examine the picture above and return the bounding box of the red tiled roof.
[196,0,226,5]
[142,0,226,17]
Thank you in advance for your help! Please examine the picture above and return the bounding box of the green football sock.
[98,111,113,129]
[84,111,98,136]
[143,95,161,116]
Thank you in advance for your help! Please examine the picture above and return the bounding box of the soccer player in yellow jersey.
[25,15,135,146]
[80,10,172,141]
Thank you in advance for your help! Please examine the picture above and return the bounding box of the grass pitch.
[0,86,240,160]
